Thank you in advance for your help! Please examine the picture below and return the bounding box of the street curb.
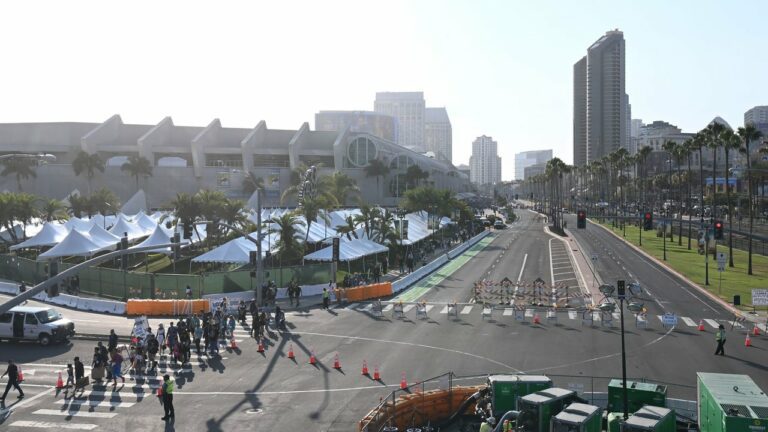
[542,226,595,306]
[590,219,755,323]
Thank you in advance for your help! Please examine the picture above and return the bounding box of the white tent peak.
[121,189,148,215]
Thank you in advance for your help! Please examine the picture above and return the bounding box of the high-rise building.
[374,92,425,152]
[424,107,452,162]
[573,30,628,166]
[745,106,768,141]
[314,111,397,142]
[515,150,553,180]
[469,135,502,185]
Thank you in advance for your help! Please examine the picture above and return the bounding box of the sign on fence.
[661,313,678,327]
[752,289,768,306]
[717,253,727,272]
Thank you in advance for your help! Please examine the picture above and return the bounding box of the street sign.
[752,289,768,306]
[332,237,340,262]
[591,253,598,262]
[661,313,678,327]
[133,316,149,339]
[717,252,727,272]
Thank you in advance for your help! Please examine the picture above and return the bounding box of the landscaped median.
[595,221,768,309]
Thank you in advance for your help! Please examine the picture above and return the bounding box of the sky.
[1,1,766,180]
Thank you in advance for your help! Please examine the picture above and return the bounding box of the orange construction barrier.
[126,299,210,316]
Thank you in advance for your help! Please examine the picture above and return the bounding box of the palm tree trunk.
[678,160,683,246]
[687,155,693,250]
[747,141,754,275]
[726,149,733,267]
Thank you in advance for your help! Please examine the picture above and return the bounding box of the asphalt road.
[1,210,766,431]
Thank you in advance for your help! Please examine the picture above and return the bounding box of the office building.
[573,29,629,166]
[469,135,502,185]
[745,106,768,140]
[374,92,425,152]
[314,111,397,142]
[515,150,553,180]
[523,163,547,179]
[424,107,452,162]
[635,120,696,176]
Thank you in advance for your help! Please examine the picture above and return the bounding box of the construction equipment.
[550,403,601,432]
[622,405,676,432]
[487,374,552,418]
[607,379,666,414]
[697,372,768,432]
[516,387,579,432]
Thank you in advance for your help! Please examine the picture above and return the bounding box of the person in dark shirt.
[1,360,24,400]
[73,357,85,390]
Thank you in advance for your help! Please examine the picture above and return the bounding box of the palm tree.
[0,192,39,243]
[683,139,696,250]
[662,140,679,238]
[672,144,688,245]
[705,122,727,222]
[364,159,390,201]
[120,155,153,191]
[242,171,265,196]
[296,194,334,243]
[0,157,37,192]
[267,212,306,265]
[72,151,105,194]
[220,199,248,234]
[169,192,201,241]
[68,193,93,218]
[721,129,741,267]
[336,215,358,241]
[354,204,380,239]
[690,133,707,229]
[545,158,570,230]
[39,198,68,222]
[89,188,121,220]
[320,171,360,205]
[738,123,764,274]
[405,165,429,189]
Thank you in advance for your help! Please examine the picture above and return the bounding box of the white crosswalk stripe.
[439,306,449,314]
[58,400,136,408]
[460,305,473,315]
[32,409,119,419]
[383,304,393,312]
[681,317,697,327]
[525,309,533,318]
[503,308,514,316]
[568,311,577,320]
[10,420,99,430]
[402,304,415,313]
[704,319,720,329]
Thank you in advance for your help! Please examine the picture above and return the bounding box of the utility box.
[517,387,578,432]
[698,372,768,432]
[621,405,675,432]
[608,379,667,413]
[551,403,602,432]
[607,412,624,432]
[487,374,552,417]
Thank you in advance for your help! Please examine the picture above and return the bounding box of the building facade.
[0,115,471,207]
[314,111,397,143]
[635,120,696,176]
[374,92,425,153]
[573,30,629,166]
[424,107,452,162]
[469,135,502,185]
[523,163,546,179]
[514,150,553,180]
[745,106,768,140]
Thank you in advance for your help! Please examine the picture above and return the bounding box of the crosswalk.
[340,301,767,331]
[3,324,253,430]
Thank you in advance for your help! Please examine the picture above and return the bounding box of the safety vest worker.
[479,417,496,432]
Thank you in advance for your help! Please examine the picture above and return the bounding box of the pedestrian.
[156,324,166,356]
[18,282,27,305]
[160,374,175,421]
[108,329,118,352]
[0,360,24,401]
[110,349,125,389]
[147,333,159,370]
[715,324,726,356]
[74,357,85,391]
[97,342,110,380]
[193,323,202,355]
[90,347,104,383]
[479,416,496,432]
[65,363,74,388]
[295,283,302,307]
[322,287,330,310]
[287,283,295,307]
[373,264,381,283]
[185,285,192,299]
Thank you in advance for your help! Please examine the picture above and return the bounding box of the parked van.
[0,306,75,346]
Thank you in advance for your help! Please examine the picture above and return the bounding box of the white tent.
[88,214,118,230]
[9,222,68,250]
[135,212,158,233]
[304,238,388,262]
[37,229,107,260]
[87,224,121,249]
[65,217,94,232]
[109,216,149,241]
[121,189,148,215]
[191,237,255,264]
[132,224,188,254]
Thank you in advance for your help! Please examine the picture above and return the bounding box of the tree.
[39,198,68,222]
[169,192,201,241]
[196,189,229,245]
[662,140,679,235]
[267,211,306,265]
[297,195,334,243]
[364,159,390,201]
[242,171,265,196]
[737,123,764,274]
[705,121,727,221]
[67,193,93,218]
[336,215,358,241]
[120,155,153,191]
[690,133,707,229]
[320,171,359,205]
[354,204,383,239]
[0,192,38,244]
[89,188,121,219]
[72,151,105,194]
[636,146,653,209]
[405,165,429,189]
[683,139,696,250]
[0,157,37,192]
[721,129,741,267]
[220,199,248,234]
[545,157,570,231]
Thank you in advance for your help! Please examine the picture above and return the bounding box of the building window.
[253,154,289,167]
[347,137,378,167]
[389,155,415,171]
[205,154,243,168]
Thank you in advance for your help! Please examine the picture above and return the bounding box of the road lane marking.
[704,319,720,329]
[548,238,555,285]
[439,306,449,314]
[32,409,118,419]
[517,253,528,282]
[424,305,434,313]
[382,304,393,312]
[503,309,514,316]
[402,305,414,313]
[460,305,473,315]
[681,317,697,327]
[58,400,135,408]
[9,421,97,430]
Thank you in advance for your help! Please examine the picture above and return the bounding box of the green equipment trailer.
[517,387,579,432]
[621,406,676,432]
[487,374,552,417]
[698,372,768,432]
[550,402,602,432]
[607,379,667,414]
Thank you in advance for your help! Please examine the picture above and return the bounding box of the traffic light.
[577,210,586,229]
[714,220,724,239]
[182,223,193,240]
[47,260,59,298]
[120,235,129,270]
[249,250,258,267]
[332,237,340,262]
[171,232,180,261]
[617,280,626,300]
[643,212,653,231]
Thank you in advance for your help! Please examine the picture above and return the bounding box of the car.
[0,306,75,346]
[493,220,506,230]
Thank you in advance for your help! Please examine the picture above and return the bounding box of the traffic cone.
[745,333,752,347]
[333,352,341,369]
[257,338,264,353]
[373,365,380,381]
[533,313,541,324]
[309,348,317,365]
[400,372,408,389]
[753,325,761,336]
[287,343,295,360]
[55,371,64,389]
[698,320,705,331]
[361,360,369,375]
[230,337,237,349]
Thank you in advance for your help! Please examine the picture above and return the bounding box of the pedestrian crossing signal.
[714,220,724,239]
[577,210,586,229]
[643,212,653,230]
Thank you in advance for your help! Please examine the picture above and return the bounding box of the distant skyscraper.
[314,111,397,142]
[424,107,452,162]
[469,135,502,185]
[573,30,628,166]
[515,150,553,180]
[745,106,768,124]
[374,92,425,152]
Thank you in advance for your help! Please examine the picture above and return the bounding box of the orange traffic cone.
[400,372,408,389]
[333,353,341,369]
[753,325,761,336]
[287,343,295,360]
[746,333,752,347]
[230,337,237,349]
[698,320,705,331]
[257,338,264,353]
[533,313,541,325]
[373,365,380,381]
[55,371,64,389]
[17,368,23,382]
[309,348,317,365]
[361,360,369,375]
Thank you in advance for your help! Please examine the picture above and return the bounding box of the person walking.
[166,322,179,354]
[160,374,175,421]
[287,283,295,307]
[0,360,24,401]
[715,324,727,356]
[147,333,159,371]
[73,357,85,391]
[156,324,166,356]
[108,329,118,352]
[110,349,125,389]
[65,362,75,388]
[295,283,303,307]
[18,283,27,305]
[185,285,192,299]
[322,287,330,310]
[193,323,202,355]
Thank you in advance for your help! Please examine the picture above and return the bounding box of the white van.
[0,306,75,346]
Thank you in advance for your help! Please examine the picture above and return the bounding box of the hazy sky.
[1,1,766,180]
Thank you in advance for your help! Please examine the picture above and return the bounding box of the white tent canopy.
[87,224,121,249]
[304,237,388,262]
[132,224,188,254]
[109,216,150,241]
[65,217,94,232]
[121,189,148,215]
[191,230,276,264]
[135,212,158,232]
[9,222,68,250]
[37,229,109,260]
